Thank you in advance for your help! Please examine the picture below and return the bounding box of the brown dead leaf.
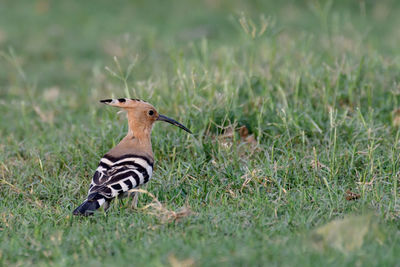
[239,125,249,138]
[345,190,360,201]
[239,125,258,145]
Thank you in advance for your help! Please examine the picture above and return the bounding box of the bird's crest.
[100,98,146,109]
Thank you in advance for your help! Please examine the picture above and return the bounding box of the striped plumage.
[73,154,153,214]
[73,98,191,216]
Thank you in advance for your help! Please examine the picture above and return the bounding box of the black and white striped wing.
[88,154,153,199]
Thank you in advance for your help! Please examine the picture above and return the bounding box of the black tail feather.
[73,193,106,216]
[73,200,100,216]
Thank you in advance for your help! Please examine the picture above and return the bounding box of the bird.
[73,98,191,216]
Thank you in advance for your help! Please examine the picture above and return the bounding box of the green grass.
[1,0,400,266]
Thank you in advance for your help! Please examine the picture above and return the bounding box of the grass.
[1,0,400,266]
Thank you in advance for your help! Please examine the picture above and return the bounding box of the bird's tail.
[73,193,107,216]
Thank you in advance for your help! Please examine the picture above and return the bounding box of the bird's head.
[100,98,192,136]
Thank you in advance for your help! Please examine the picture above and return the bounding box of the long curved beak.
[157,114,192,134]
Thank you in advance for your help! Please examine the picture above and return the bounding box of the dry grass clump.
[129,189,192,223]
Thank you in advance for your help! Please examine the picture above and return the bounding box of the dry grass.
[129,189,193,223]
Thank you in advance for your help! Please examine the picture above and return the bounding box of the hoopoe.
[73,98,191,216]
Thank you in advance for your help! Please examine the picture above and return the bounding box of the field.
[1,0,400,266]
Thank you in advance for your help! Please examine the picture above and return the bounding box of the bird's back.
[88,137,154,196]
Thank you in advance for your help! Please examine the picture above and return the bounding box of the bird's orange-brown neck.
[108,110,155,159]
[124,114,154,155]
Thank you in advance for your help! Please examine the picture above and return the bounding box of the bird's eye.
[148,110,154,116]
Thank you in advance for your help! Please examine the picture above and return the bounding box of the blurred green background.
[1,0,400,266]
[1,0,399,89]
